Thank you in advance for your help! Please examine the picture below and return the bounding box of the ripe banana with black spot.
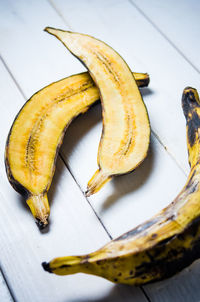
[5,71,149,229]
[42,87,200,285]
[45,27,150,196]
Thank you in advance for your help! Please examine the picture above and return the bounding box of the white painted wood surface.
[132,0,200,73]
[0,0,200,301]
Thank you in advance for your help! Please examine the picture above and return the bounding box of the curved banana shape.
[45,28,150,196]
[5,71,149,229]
[42,87,200,285]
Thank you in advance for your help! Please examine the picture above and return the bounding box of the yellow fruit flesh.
[45,28,150,196]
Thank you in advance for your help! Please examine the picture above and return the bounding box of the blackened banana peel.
[43,88,200,285]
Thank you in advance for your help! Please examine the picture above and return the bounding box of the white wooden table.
[1,1,200,301]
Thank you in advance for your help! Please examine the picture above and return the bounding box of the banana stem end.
[85,169,111,197]
[42,255,89,276]
[26,193,50,229]
[42,262,52,273]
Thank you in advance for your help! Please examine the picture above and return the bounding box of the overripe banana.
[42,87,200,285]
[5,71,149,229]
[45,28,150,196]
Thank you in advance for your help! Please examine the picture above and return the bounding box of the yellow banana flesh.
[42,87,200,285]
[5,71,149,229]
[45,28,150,196]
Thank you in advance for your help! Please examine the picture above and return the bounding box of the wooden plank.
[0,270,13,302]
[131,0,200,73]
[0,61,147,301]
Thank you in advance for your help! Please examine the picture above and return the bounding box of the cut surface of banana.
[45,27,150,196]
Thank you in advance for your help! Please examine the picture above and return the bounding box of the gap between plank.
[0,56,25,302]
[0,267,16,302]
[151,130,187,176]
[129,0,200,75]
[141,287,151,302]
[0,55,26,100]
[59,153,112,240]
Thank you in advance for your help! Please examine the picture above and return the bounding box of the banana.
[45,28,150,196]
[42,87,200,285]
[5,71,149,229]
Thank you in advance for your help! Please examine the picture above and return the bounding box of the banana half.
[45,28,150,196]
[42,88,200,285]
[5,71,149,229]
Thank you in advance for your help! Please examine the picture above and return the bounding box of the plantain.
[42,87,200,285]
[5,71,149,229]
[45,27,150,196]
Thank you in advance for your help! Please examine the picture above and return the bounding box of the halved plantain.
[45,28,150,196]
[5,71,149,229]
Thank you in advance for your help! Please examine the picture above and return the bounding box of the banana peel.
[42,88,200,285]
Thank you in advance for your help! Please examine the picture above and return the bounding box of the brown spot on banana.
[44,28,150,197]
[182,87,200,167]
[42,88,200,285]
[5,69,149,228]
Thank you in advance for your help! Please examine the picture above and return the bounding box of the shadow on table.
[143,259,200,302]
[46,154,68,233]
[61,101,102,159]
[99,87,154,211]
[100,140,154,213]
[140,87,154,97]
[46,103,102,232]
[70,284,144,302]
[60,87,154,160]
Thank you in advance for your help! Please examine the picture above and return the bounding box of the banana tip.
[85,189,92,197]
[36,218,49,230]
[44,27,58,35]
[182,87,200,118]
[44,26,53,33]
[42,262,52,273]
